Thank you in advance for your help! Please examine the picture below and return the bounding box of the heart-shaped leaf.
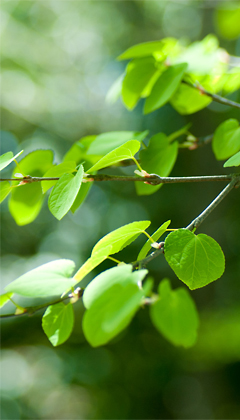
[212,119,240,160]
[164,229,225,289]
[42,302,74,346]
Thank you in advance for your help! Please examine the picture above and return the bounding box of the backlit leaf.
[48,165,84,220]
[117,38,177,61]
[42,161,76,193]
[212,119,240,160]
[73,245,113,283]
[137,220,171,260]
[42,302,74,346]
[92,220,151,256]
[87,140,141,173]
[170,83,211,114]
[0,292,14,308]
[0,181,11,203]
[164,229,225,289]
[0,150,23,171]
[87,130,148,155]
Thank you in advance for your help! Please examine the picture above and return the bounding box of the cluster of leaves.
[108,35,240,114]
[0,36,240,349]
[0,220,226,347]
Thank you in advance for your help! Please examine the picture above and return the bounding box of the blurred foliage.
[1,0,240,419]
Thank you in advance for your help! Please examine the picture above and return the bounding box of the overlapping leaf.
[150,279,199,347]
[42,161,76,193]
[86,130,148,155]
[0,150,23,171]
[137,220,171,260]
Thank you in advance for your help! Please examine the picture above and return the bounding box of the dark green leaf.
[150,279,199,347]
[5,259,76,297]
[48,165,84,220]
[144,63,187,114]
[164,229,225,289]
[42,302,74,346]
[136,133,178,195]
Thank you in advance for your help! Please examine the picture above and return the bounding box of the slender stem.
[183,80,240,110]
[186,177,239,231]
[0,174,237,184]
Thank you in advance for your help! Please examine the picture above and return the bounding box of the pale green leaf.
[0,150,23,171]
[137,220,171,260]
[212,119,240,160]
[92,220,151,256]
[106,73,125,104]
[117,38,177,61]
[216,6,240,40]
[150,279,199,347]
[5,259,76,297]
[48,165,84,220]
[41,161,76,193]
[83,265,148,309]
[144,63,187,114]
[82,281,145,347]
[42,302,74,346]
[86,130,148,155]
[164,229,225,290]
[223,151,240,167]
[0,292,14,308]
[136,133,178,195]
[87,140,141,173]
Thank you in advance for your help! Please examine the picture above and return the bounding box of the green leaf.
[82,279,145,347]
[92,220,151,256]
[137,220,171,260]
[5,259,76,297]
[136,133,178,195]
[122,57,160,110]
[87,130,148,156]
[106,73,125,104]
[48,164,84,220]
[144,63,187,114]
[73,245,113,283]
[71,182,92,213]
[212,119,240,160]
[87,140,141,173]
[222,68,240,94]
[0,292,14,308]
[0,181,11,203]
[170,83,212,115]
[117,38,177,61]
[83,265,148,309]
[41,161,76,193]
[150,279,199,347]
[223,151,240,167]
[164,229,225,290]
[9,150,54,225]
[0,150,23,171]
[216,6,240,40]
[42,302,74,346]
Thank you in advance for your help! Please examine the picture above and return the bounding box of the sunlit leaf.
[170,83,212,114]
[41,161,76,193]
[42,302,74,346]
[137,220,171,260]
[223,151,240,167]
[73,245,113,283]
[212,119,240,160]
[0,292,14,308]
[92,220,151,256]
[164,229,225,290]
[0,181,11,203]
[87,140,141,173]
[144,63,187,114]
[0,150,23,171]
[5,259,76,297]
[48,165,84,220]
[150,279,199,347]
[117,38,177,61]
[83,265,148,309]
[63,135,97,164]
[216,6,240,40]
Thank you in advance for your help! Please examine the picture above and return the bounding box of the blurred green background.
[1,1,240,419]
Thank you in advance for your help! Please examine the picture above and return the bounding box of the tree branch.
[183,80,240,110]
[0,174,238,185]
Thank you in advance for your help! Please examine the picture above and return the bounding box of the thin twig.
[183,80,240,110]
